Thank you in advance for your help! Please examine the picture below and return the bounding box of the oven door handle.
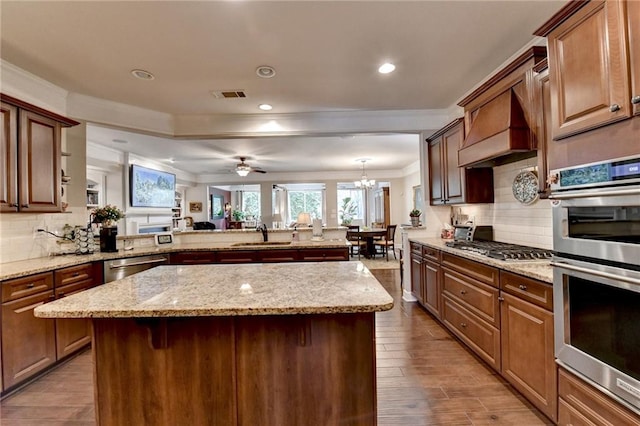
[551,261,640,286]
[549,188,640,199]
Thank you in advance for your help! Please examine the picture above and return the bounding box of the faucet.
[257,224,268,242]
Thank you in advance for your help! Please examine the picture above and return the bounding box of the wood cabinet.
[169,248,349,265]
[54,263,102,359]
[500,271,556,422]
[534,60,552,197]
[423,258,441,319]
[0,94,78,213]
[410,252,424,304]
[426,119,493,205]
[1,272,56,390]
[537,0,633,139]
[298,247,349,261]
[558,368,640,425]
[170,251,217,264]
[629,0,640,116]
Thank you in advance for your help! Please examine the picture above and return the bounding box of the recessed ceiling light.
[131,69,155,80]
[378,63,396,74]
[258,104,273,111]
[112,139,128,144]
[256,65,276,78]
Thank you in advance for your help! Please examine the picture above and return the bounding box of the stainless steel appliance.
[549,155,640,414]
[104,254,169,283]
[452,224,493,242]
[445,240,553,261]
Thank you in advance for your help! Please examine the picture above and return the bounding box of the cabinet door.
[442,123,464,204]
[629,0,640,116]
[299,248,349,261]
[410,253,423,304]
[170,251,217,264]
[0,101,18,212]
[501,292,557,422]
[423,260,441,319]
[55,279,96,359]
[18,109,62,212]
[2,291,56,389]
[428,138,444,205]
[535,66,552,196]
[548,0,631,139]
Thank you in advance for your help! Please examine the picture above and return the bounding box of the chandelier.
[354,160,376,189]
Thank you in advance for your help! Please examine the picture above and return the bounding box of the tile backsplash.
[0,210,89,263]
[461,157,552,249]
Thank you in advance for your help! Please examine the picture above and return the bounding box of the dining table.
[353,228,387,258]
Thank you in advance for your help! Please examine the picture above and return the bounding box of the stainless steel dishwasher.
[103,254,169,282]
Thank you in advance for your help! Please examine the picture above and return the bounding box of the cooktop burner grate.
[445,241,554,261]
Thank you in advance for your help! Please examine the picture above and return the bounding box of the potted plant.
[339,197,358,226]
[232,210,245,221]
[91,205,125,252]
[409,209,422,227]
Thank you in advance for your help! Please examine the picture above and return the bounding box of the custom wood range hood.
[457,47,547,168]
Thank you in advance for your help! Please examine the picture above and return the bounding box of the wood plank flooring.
[0,268,552,425]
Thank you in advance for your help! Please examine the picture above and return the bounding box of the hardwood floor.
[0,268,552,425]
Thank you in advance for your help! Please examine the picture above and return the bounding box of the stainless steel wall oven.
[550,155,640,414]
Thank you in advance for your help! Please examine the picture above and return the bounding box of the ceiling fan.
[235,157,267,176]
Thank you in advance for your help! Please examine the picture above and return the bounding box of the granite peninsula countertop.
[34,262,394,318]
[409,237,553,284]
[0,239,350,281]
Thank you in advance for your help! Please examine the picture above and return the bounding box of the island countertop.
[34,261,394,318]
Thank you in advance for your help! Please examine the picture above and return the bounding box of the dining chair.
[374,224,397,261]
[346,225,365,259]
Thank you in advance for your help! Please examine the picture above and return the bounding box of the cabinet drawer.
[410,242,422,256]
[299,248,349,261]
[421,246,440,262]
[54,263,94,287]
[258,250,300,262]
[442,267,500,328]
[55,278,97,298]
[558,368,640,426]
[170,251,217,264]
[500,271,553,311]
[442,295,500,370]
[2,272,53,302]
[441,253,499,287]
[216,251,258,264]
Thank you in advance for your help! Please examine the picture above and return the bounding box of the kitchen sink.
[231,241,292,246]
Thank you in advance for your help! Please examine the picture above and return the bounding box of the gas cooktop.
[445,240,554,261]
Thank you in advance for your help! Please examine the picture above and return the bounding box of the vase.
[100,226,118,252]
[410,216,421,227]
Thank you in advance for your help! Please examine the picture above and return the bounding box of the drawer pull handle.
[72,272,80,277]
[609,104,621,112]
[632,95,640,105]
[460,290,467,295]
[26,283,35,289]
[48,294,56,301]
[460,322,467,328]
[518,284,527,291]
[9,203,18,208]
[59,292,65,298]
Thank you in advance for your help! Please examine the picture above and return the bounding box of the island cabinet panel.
[216,250,258,264]
[1,272,56,390]
[235,313,376,426]
[500,292,556,422]
[258,249,300,262]
[54,263,101,359]
[169,251,217,264]
[92,317,237,426]
[545,0,631,139]
[558,368,640,426]
[298,247,349,261]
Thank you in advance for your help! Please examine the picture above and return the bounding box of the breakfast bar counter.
[35,262,393,425]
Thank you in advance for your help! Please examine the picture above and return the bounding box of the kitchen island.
[35,261,393,426]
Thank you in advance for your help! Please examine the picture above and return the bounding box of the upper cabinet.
[426,119,494,205]
[629,0,640,116]
[535,0,636,140]
[0,94,79,213]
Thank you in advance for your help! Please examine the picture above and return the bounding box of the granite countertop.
[34,262,394,318]
[409,237,553,284]
[0,239,350,281]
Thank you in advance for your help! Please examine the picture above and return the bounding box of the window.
[241,191,260,219]
[288,190,323,221]
[337,188,364,225]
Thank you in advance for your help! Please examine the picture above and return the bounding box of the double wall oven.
[549,155,640,413]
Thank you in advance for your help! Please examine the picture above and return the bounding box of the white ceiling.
[0,1,565,177]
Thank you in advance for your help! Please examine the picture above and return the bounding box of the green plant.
[340,197,358,225]
[92,204,125,224]
[410,209,422,217]
[232,210,245,221]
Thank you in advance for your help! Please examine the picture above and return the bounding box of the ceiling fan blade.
[253,169,267,174]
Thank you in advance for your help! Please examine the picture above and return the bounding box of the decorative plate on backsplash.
[512,170,539,205]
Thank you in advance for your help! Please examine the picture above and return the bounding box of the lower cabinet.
[170,248,349,264]
[169,251,217,264]
[410,252,424,304]
[1,263,102,393]
[558,368,640,426]
[298,247,349,261]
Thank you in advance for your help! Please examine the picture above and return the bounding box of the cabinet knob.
[59,292,65,298]
[9,203,18,208]
[609,104,621,112]
[518,284,528,291]
[460,322,467,328]
[26,283,35,289]
[48,294,56,301]
[460,290,467,295]
[631,96,640,105]
[498,296,505,302]
[21,204,29,208]
[72,272,80,277]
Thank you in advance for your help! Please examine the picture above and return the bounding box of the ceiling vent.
[211,90,247,99]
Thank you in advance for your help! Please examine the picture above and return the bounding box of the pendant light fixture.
[354,159,375,189]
